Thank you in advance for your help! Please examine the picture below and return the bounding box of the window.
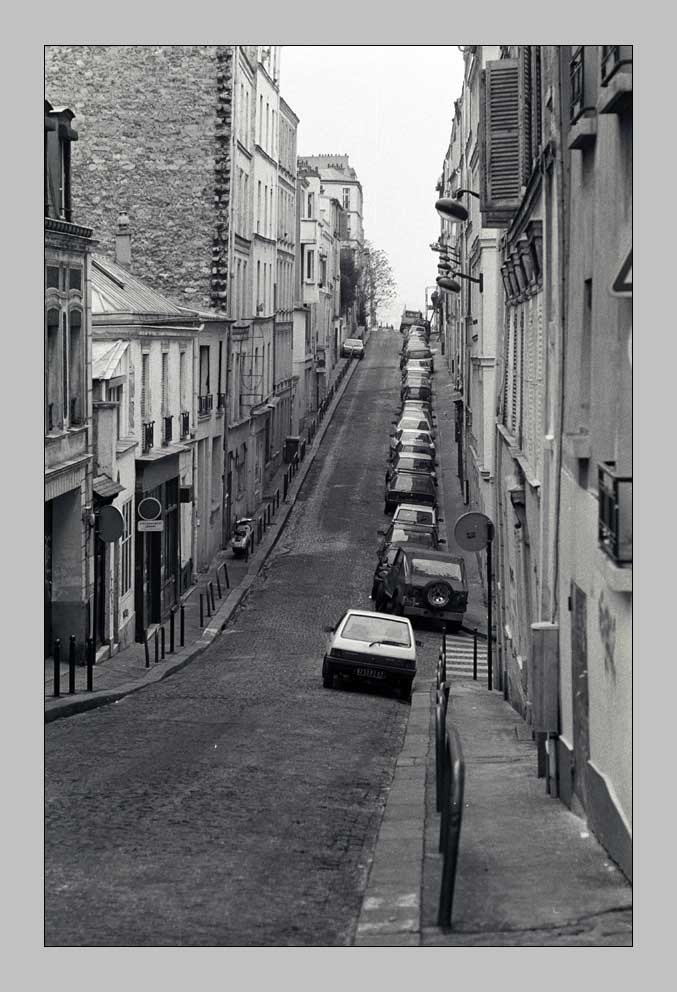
[141,352,150,420]
[259,95,263,144]
[69,267,82,292]
[257,260,261,306]
[257,181,261,233]
[342,186,350,210]
[307,192,314,218]
[62,313,69,423]
[480,58,523,226]
[212,437,221,506]
[199,345,210,396]
[179,351,186,410]
[161,351,169,414]
[68,310,82,424]
[109,384,123,439]
[46,308,60,432]
[264,184,268,234]
[46,266,59,289]
[120,500,133,596]
[306,248,314,281]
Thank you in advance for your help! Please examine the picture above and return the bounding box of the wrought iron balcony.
[198,394,213,416]
[598,462,632,566]
[180,411,190,439]
[142,420,154,454]
[162,415,173,446]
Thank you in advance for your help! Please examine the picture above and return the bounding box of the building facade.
[44,100,96,663]
[436,45,632,877]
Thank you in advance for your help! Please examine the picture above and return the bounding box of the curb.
[45,358,360,723]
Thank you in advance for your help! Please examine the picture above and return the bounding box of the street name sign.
[138,520,164,533]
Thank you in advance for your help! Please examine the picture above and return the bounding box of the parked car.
[322,608,417,701]
[401,359,433,375]
[391,438,437,461]
[401,351,434,372]
[401,384,432,404]
[400,402,434,424]
[394,416,436,435]
[377,522,440,555]
[230,518,254,558]
[384,470,437,515]
[390,428,435,454]
[387,453,437,486]
[342,338,365,359]
[375,548,468,630]
[392,502,440,530]
[401,375,432,393]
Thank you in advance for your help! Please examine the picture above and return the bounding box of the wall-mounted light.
[437,275,461,294]
[435,197,469,223]
[450,270,484,294]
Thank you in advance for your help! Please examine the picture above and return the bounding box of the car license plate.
[356,667,385,679]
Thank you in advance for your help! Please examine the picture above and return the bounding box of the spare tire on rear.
[423,580,452,610]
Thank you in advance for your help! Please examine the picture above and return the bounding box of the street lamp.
[436,197,469,223]
[453,188,480,200]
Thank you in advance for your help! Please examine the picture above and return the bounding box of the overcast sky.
[281,45,465,326]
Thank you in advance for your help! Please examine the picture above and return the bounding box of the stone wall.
[45,45,233,313]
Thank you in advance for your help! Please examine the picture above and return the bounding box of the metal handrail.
[437,723,466,929]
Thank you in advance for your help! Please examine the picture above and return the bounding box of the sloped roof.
[92,340,128,380]
[92,255,186,318]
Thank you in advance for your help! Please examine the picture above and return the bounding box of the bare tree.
[362,240,397,326]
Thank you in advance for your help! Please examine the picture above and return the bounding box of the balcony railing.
[180,411,190,439]
[600,45,632,86]
[198,394,213,416]
[162,415,173,446]
[217,392,226,412]
[142,420,154,454]
[598,462,632,566]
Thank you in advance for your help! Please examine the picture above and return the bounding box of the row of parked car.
[321,323,469,703]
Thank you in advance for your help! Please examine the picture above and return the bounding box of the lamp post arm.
[455,188,480,200]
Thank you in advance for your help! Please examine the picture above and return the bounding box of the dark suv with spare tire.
[375,548,468,630]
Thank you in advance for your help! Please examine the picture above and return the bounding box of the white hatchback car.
[322,609,417,701]
[392,502,439,530]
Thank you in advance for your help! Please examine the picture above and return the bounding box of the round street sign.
[98,504,125,543]
[454,511,493,551]
[138,496,162,521]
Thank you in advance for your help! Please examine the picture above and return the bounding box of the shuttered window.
[480,58,524,226]
[161,351,168,414]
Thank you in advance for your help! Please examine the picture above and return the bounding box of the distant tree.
[340,249,358,316]
[363,241,397,325]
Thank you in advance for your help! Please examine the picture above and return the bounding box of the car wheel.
[422,580,452,610]
[322,659,334,689]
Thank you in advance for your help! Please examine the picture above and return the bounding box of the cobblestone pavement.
[45,332,441,946]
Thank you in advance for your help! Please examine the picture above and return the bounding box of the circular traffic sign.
[98,504,125,543]
[454,511,493,551]
[138,496,162,521]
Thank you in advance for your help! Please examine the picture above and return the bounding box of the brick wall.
[45,45,233,312]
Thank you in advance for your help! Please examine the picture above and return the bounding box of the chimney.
[115,213,131,268]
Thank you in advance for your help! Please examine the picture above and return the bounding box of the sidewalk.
[45,356,358,723]
[354,343,632,946]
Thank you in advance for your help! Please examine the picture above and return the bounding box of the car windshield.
[397,431,432,442]
[234,527,249,536]
[341,615,411,647]
[391,529,434,547]
[394,474,434,492]
[345,339,362,346]
[411,559,464,581]
[396,508,434,524]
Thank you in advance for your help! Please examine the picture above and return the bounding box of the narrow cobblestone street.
[44,334,440,946]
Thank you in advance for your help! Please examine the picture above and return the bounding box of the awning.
[93,474,125,500]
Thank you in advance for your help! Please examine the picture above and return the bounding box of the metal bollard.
[222,561,230,589]
[473,628,478,681]
[69,635,76,694]
[442,623,447,661]
[53,638,61,698]
[161,626,166,660]
[200,593,204,628]
[180,604,185,647]
[206,588,212,619]
[170,608,175,653]
[144,632,150,668]
[87,637,94,692]
[215,569,222,599]
[209,581,215,612]
[284,474,288,500]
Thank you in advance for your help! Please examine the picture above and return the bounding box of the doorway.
[571,582,590,809]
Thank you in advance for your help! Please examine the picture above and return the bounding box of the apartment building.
[436,46,632,877]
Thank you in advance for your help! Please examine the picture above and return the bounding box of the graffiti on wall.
[598,590,617,675]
